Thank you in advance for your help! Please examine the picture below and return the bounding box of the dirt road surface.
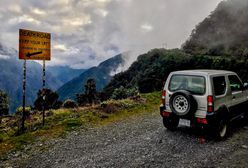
[1,112,248,168]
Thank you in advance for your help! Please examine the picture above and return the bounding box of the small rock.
[39,143,43,147]
[14,153,20,157]
[241,145,248,149]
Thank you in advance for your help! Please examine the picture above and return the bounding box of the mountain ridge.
[47,66,86,87]
[182,0,248,57]
[57,53,125,101]
[0,44,61,112]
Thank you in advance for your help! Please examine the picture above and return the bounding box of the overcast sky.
[0,0,222,69]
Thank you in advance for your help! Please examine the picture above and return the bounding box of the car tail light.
[162,111,170,117]
[207,95,214,113]
[161,89,166,105]
[197,118,208,124]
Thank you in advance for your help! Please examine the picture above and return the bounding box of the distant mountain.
[57,54,125,101]
[182,0,248,58]
[0,44,61,113]
[47,66,86,87]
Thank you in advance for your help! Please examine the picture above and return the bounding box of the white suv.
[160,70,248,139]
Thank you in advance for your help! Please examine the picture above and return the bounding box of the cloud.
[0,54,10,59]
[32,8,46,16]
[0,0,222,69]
[53,44,67,51]
[8,15,41,25]
[140,23,154,33]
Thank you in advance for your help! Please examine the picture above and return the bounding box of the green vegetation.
[0,90,9,123]
[34,88,62,111]
[0,92,160,159]
[62,99,78,108]
[76,78,100,106]
[111,86,139,100]
[183,0,248,58]
[104,49,248,97]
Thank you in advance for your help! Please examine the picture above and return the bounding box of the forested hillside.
[104,0,248,97]
[183,0,248,58]
[103,49,248,97]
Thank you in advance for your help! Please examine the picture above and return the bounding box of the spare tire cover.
[169,91,197,116]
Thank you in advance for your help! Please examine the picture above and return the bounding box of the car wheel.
[169,91,197,116]
[214,118,228,140]
[163,115,179,131]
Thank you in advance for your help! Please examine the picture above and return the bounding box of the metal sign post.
[42,60,46,126]
[19,29,51,128]
[22,59,26,131]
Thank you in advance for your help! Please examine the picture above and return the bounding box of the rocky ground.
[1,111,248,168]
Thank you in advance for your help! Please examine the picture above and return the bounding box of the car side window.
[213,76,226,96]
[228,75,243,92]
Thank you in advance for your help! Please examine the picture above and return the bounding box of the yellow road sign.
[19,29,51,60]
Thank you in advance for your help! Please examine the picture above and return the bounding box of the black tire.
[169,91,197,116]
[163,115,179,131]
[214,118,228,140]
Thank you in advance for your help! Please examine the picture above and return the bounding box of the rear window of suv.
[212,76,226,96]
[169,75,206,95]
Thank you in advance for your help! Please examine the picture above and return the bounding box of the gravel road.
[1,112,248,168]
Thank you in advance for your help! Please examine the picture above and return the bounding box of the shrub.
[53,101,63,109]
[0,90,9,116]
[63,99,78,109]
[34,88,60,111]
[15,106,31,117]
[100,99,137,113]
[111,86,139,100]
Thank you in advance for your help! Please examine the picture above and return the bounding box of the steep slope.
[104,0,248,97]
[57,54,125,101]
[103,49,248,97]
[47,66,86,87]
[0,44,61,112]
[182,0,248,57]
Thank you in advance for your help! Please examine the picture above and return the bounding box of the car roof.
[171,69,235,76]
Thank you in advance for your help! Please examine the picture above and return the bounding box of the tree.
[0,90,9,123]
[34,88,61,111]
[76,78,100,106]
[85,78,97,105]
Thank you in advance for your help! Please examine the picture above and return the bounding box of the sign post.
[42,60,46,126]
[19,29,51,129]
[22,60,26,132]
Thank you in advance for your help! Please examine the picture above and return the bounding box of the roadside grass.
[0,92,161,159]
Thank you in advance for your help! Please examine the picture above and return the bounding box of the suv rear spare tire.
[169,91,197,116]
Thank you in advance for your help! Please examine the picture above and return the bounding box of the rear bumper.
[160,104,218,126]
[160,104,165,113]
[160,104,170,117]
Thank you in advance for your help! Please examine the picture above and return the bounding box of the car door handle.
[232,96,236,99]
